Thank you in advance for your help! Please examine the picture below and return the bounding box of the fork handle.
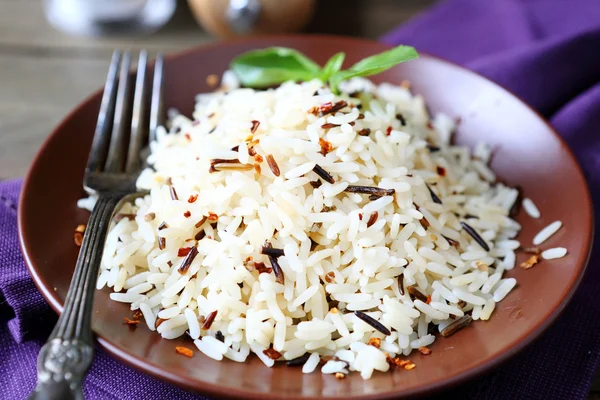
[29,194,123,400]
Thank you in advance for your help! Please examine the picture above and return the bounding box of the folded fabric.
[2,0,600,398]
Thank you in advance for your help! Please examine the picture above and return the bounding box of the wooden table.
[1,0,598,398]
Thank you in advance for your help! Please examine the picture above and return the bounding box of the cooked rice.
[522,198,541,219]
[533,221,563,245]
[541,247,567,260]
[88,73,558,379]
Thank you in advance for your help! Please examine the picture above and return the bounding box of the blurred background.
[0,0,436,179]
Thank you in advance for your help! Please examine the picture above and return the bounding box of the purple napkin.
[3,0,600,398]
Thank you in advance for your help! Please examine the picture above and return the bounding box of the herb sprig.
[230,45,418,93]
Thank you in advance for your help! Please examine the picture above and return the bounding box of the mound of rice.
[92,74,524,379]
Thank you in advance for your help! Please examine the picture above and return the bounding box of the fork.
[29,50,165,400]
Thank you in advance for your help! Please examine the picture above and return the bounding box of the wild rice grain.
[169,185,178,200]
[460,222,490,251]
[287,353,310,367]
[440,315,473,337]
[201,310,218,330]
[366,211,378,228]
[407,286,428,303]
[178,246,199,274]
[269,255,285,284]
[344,185,395,197]
[261,246,285,258]
[426,183,442,204]
[313,165,335,184]
[353,311,391,335]
[266,154,280,177]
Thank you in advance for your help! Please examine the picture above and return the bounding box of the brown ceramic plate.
[19,36,593,399]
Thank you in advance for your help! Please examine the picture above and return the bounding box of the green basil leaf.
[330,45,418,92]
[321,52,345,82]
[230,47,322,88]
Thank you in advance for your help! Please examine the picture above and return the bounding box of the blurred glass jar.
[43,0,176,37]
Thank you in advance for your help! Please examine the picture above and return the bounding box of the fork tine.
[149,53,165,144]
[125,50,148,173]
[104,51,133,173]
[86,50,121,173]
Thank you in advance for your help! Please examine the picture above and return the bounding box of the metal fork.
[29,50,165,400]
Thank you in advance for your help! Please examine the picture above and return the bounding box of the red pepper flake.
[183,210,191,218]
[250,120,260,134]
[207,212,218,222]
[520,255,540,270]
[324,271,335,283]
[74,224,85,247]
[124,317,140,326]
[357,128,371,136]
[184,133,192,141]
[319,138,333,156]
[187,194,198,203]
[367,337,381,348]
[307,106,320,116]
[426,294,432,304]
[158,237,166,250]
[254,154,263,163]
[357,113,365,120]
[201,310,218,330]
[206,74,219,87]
[436,166,446,176]
[358,213,363,221]
[386,126,393,136]
[385,353,414,368]
[254,163,262,174]
[248,146,257,157]
[132,310,143,320]
[263,347,283,360]
[178,247,192,257]
[418,346,432,355]
[404,362,416,370]
[254,261,272,274]
[175,346,194,358]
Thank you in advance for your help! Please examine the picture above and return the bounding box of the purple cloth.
[2,0,600,398]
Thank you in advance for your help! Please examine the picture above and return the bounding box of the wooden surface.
[1,0,598,397]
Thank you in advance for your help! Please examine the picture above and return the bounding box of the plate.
[18,35,593,399]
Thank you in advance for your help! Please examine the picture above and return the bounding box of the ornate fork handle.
[29,194,123,400]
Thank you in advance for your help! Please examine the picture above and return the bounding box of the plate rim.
[18,34,595,400]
